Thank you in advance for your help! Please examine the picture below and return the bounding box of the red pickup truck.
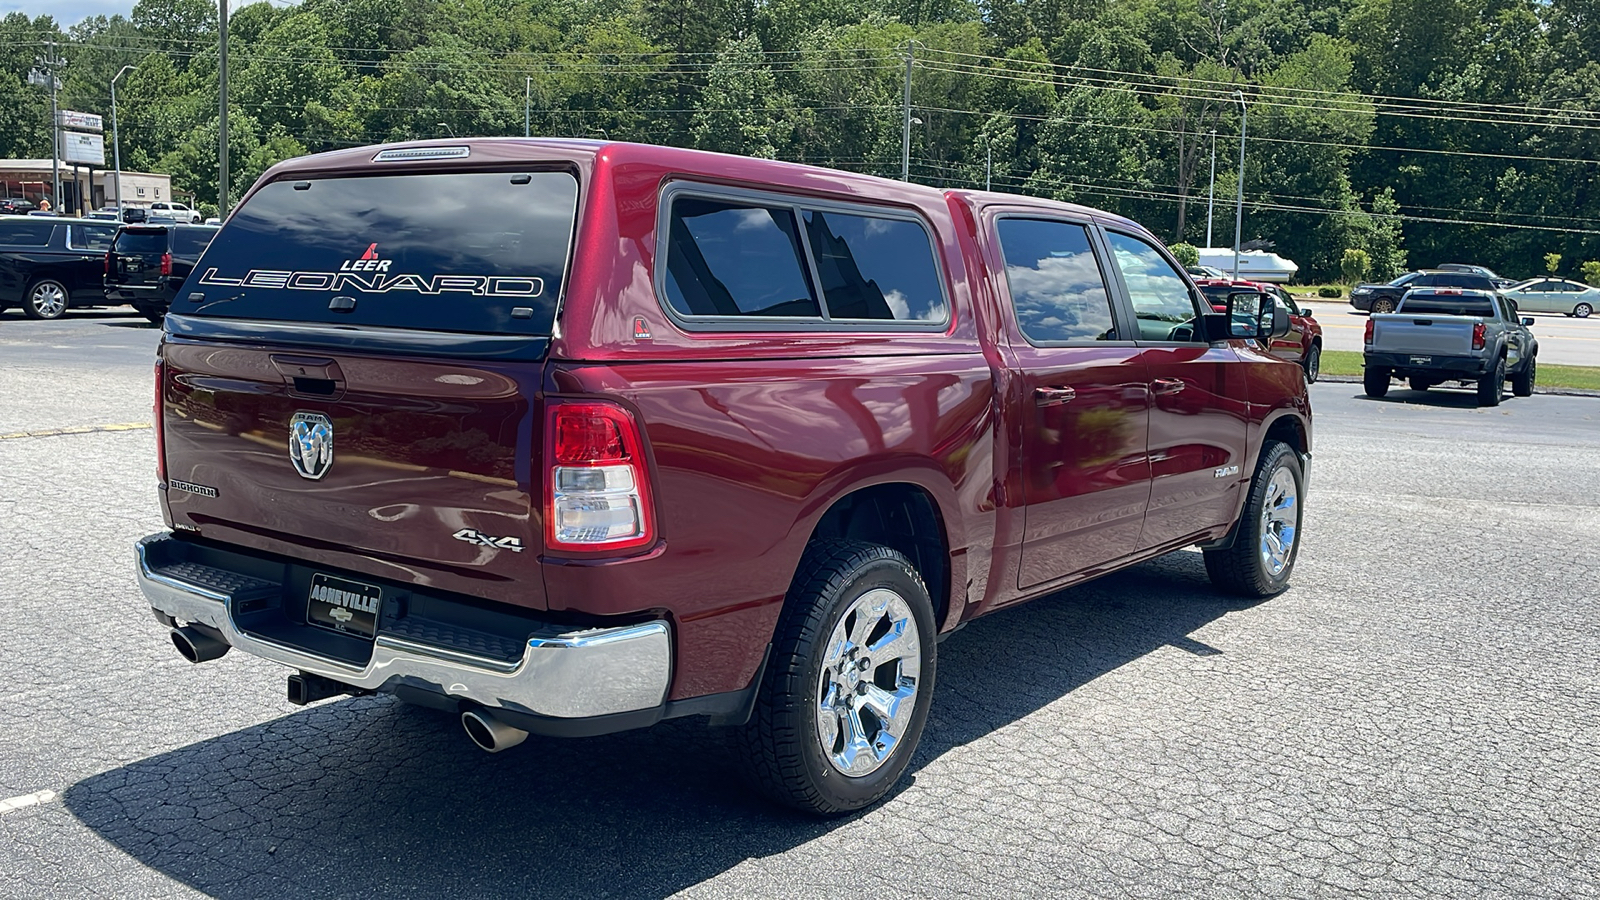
[135,139,1311,814]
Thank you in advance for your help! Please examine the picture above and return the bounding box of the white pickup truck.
[1362,288,1539,406]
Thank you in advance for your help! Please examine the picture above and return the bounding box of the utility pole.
[1205,129,1217,249]
[218,0,230,218]
[525,77,531,138]
[985,141,992,191]
[112,65,136,212]
[901,45,914,181]
[45,39,63,211]
[1232,92,1247,280]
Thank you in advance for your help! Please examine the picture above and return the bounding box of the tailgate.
[108,228,168,290]
[1370,314,1479,356]
[161,342,548,609]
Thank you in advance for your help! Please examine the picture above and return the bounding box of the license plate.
[307,573,381,639]
[1410,356,1432,365]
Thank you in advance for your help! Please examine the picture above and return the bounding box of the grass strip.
[1319,350,1600,390]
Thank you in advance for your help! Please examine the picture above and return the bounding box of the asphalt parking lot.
[2,312,1597,899]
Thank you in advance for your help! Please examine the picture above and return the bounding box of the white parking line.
[0,789,58,814]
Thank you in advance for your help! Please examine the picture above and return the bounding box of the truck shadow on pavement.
[64,551,1256,899]
[1357,389,1490,409]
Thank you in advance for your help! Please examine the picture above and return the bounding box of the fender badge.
[632,316,653,340]
[1214,465,1241,478]
[167,478,219,498]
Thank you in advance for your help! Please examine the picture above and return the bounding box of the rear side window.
[172,227,217,258]
[996,218,1117,343]
[663,198,819,318]
[114,230,168,255]
[803,209,945,321]
[185,170,579,335]
[660,187,948,327]
[68,224,117,251]
[0,221,55,245]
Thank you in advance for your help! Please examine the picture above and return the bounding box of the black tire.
[1512,355,1536,397]
[22,278,69,320]
[1574,303,1592,319]
[1408,377,1431,392]
[1204,441,1304,598]
[1363,365,1390,398]
[736,539,937,815]
[131,303,166,325]
[1371,297,1397,314]
[1477,356,1506,407]
[1302,343,1321,384]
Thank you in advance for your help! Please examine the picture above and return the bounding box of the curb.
[1316,375,1600,398]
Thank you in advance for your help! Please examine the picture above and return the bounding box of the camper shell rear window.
[180,170,578,335]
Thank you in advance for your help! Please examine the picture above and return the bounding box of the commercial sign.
[58,110,104,132]
[61,130,106,165]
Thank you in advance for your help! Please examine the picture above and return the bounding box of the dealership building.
[0,159,175,217]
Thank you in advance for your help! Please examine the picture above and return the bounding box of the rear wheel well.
[808,484,950,626]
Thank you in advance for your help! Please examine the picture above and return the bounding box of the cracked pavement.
[1,312,1597,898]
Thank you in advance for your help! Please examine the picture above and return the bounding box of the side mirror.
[1271,303,1291,338]
[1226,291,1264,338]
[1521,317,1534,326]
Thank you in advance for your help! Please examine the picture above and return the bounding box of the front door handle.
[1034,385,1077,407]
[1152,378,1186,395]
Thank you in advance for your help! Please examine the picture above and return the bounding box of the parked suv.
[134,139,1312,814]
[148,201,203,224]
[0,216,120,319]
[104,223,219,322]
[1349,270,1501,313]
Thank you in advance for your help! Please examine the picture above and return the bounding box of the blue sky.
[3,1,138,27]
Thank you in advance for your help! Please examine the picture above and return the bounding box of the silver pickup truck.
[1362,288,1538,406]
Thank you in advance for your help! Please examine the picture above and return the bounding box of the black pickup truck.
[1349,271,1499,314]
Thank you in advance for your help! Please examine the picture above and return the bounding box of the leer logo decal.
[289,411,334,480]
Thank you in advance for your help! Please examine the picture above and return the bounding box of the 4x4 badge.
[452,528,525,553]
[289,412,334,480]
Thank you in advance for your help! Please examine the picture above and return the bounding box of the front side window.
[996,218,1117,343]
[663,197,819,318]
[0,221,55,246]
[803,209,945,322]
[1104,231,1200,341]
[183,170,579,335]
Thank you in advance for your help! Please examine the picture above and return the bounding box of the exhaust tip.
[461,708,528,753]
[171,626,229,663]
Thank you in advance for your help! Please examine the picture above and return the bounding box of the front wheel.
[1205,441,1304,598]
[1512,355,1536,397]
[1574,303,1592,319]
[737,540,937,815]
[1363,365,1391,398]
[1302,344,1321,384]
[22,279,69,320]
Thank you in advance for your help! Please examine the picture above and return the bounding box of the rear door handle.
[1152,378,1185,395]
[1034,386,1077,407]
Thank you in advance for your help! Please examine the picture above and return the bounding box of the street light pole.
[111,65,136,213]
[1232,91,1247,280]
[218,0,230,218]
[985,139,992,191]
[1205,129,1217,249]
[524,77,531,138]
[47,39,62,211]
[901,44,914,181]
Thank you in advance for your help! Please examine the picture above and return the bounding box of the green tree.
[692,36,790,158]
[1169,242,1200,266]
[1583,261,1600,287]
[1340,248,1371,284]
[1544,253,1562,274]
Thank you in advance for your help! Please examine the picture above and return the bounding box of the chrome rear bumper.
[135,534,671,720]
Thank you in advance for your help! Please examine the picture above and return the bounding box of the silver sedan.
[1505,278,1597,318]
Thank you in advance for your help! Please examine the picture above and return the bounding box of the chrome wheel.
[28,281,67,319]
[1258,467,1298,577]
[814,587,922,777]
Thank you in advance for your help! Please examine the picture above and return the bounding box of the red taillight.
[104,250,112,276]
[1472,322,1486,350]
[154,361,166,483]
[1364,319,1375,345]
[160,251,172,276]
[545,401,655,551]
